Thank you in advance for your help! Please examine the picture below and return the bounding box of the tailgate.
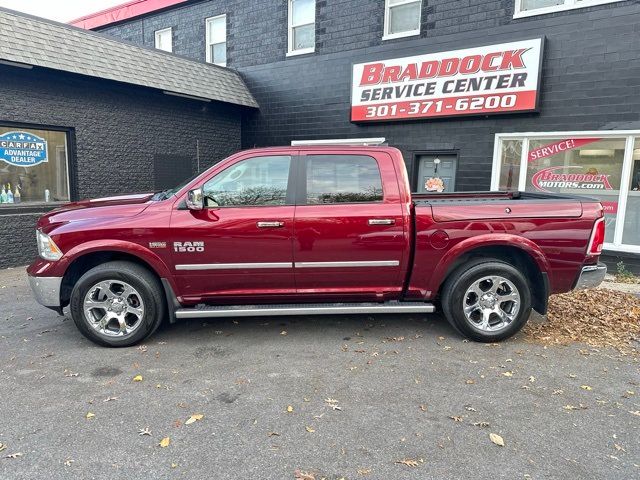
[430,200,583,223]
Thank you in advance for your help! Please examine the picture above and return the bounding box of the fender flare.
[429,234,551,293]
[62,240,173,279]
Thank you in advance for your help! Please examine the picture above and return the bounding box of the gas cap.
[430,230,450,249]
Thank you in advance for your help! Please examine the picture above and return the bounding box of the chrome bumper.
[28,275,62,308]
[574,263,607,290]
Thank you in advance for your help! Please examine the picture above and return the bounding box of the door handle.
[257,221,284,228]
[368,219,395,226]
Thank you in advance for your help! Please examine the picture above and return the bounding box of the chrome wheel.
[462,275,520,332]
[83,280,145,337]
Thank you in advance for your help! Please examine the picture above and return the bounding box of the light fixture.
[579,149,615,157]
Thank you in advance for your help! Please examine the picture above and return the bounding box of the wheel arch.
[433,238,550,315]
[59,242,172,309]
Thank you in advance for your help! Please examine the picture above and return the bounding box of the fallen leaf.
[138,427,152,436]
[305,426,315,433]
[267,432,280,437]
[465,406,477,412]
[0,443,5,452]
[473,421,490,428]
[324,398,338,404]
[465,379,475,384]
[529,376,536,383]
[629,410,640,416]
[331,405,342,411]
[502,371,514,377]
[581,385,593,391]
[287,405,294,413]
[280,331,288,336]
[103,396,118,402]
[64,458,74,467]
[419,405,427,412]
[85,412,95,419]
[159,437,171,448]
[449,416,463,422]
[185,414,204,425]
[357,468,372,476]
[171,463,178,469]
[294,469,315,480]
[5,452,22,459]
[489,433,505,447]
[395,458,420,467]
[133,375,143,382]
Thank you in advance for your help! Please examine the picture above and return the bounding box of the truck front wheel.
[69,261,166,347]
[441,259,532,342]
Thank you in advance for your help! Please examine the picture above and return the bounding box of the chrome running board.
[175,301,435,319]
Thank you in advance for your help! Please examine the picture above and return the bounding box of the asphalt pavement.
[0,267,638,479]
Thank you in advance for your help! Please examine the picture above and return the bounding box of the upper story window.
[287,0,315,56]
[206,15,227,66]
[514,0,625,18]
[154,27,172,52]
[383,0,422,40]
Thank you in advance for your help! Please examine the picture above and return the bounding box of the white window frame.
[514,0,625,19]
[492,130,640,254]
[383,0,422,41]
[205,14,227,66]
[287,0,315,57]
[154,27,173,52]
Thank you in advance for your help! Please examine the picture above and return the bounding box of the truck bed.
[412,190,598,206]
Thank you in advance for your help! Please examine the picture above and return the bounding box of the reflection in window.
[622,141,640,246]
[206,15,226,66]
[525,137,626,243]
[203,156,291,207]
[0,126,69,206]
[498,140,522,191]
[288,0,315,54]
[306,155,383,204]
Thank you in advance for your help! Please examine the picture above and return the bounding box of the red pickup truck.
[28,146,606,347]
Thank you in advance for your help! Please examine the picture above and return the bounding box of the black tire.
[70,261,166,347]
[441,258,532,342]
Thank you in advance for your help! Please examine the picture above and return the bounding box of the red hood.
[38,193,155,228]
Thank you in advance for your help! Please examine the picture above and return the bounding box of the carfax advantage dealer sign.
[351,38,544,122]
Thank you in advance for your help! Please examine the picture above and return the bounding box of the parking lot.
[0,267,638,480]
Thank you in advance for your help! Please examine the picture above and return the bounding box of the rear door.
[170,151,297,302]
[292,151,408,301]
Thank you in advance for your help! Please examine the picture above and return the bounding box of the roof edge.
[69,0,189,30]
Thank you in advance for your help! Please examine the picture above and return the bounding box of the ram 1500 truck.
[27,146,607,347]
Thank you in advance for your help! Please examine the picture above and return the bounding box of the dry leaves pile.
[524,288,640,355]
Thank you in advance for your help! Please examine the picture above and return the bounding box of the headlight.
[36,230,63,261]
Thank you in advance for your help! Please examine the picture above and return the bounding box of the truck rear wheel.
[441,259,532,342]
[69,261,166,347]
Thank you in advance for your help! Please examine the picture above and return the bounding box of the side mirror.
[186,188,203,211]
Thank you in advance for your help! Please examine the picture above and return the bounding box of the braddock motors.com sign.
[0,131,48,167]
[351,38,544,122]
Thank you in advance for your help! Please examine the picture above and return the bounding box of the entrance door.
[170,152,297,303]
[417,154,457,193]
[292,151,408,301]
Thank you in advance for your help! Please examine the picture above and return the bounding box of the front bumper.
[574,263,607,290]
[28,275,62,308]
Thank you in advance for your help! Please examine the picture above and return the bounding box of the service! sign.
[0,131,48,167]
[351,38,543,122]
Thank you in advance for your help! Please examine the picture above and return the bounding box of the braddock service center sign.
[0,131,48,167]
[351,38,544,122]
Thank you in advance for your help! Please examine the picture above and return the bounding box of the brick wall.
[0,65,243,268]
[97,1,640,189]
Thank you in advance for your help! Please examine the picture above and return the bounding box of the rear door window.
[305,155,383,204]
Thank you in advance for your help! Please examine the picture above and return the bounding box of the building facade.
[83,0,640,267]
[0,9,255,268]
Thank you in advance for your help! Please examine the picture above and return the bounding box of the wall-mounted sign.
[351,38,544,122]
[531,165,614,193]
[0,131,48,167]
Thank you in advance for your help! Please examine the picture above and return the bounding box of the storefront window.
[493,132,640,252]
[621,140,640,246]
[525,137,625,243]
[498,139,522,191]
[0,126,69,206]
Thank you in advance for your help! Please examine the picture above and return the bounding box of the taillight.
[587,217,605,255]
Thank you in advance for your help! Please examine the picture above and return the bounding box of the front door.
[292,151,408,301]
[417,154,457,193]
[170,153,297,303]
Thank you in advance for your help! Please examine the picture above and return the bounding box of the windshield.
[151,171,202,201]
